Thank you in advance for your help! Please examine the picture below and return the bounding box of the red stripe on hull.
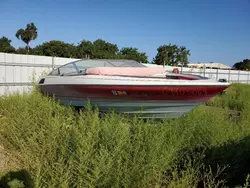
[40,85,228,102]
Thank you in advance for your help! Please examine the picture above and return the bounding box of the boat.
[37,59,230,119]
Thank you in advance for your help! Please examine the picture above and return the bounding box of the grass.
[0,83,250,187]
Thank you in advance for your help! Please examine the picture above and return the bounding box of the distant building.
[188,62,231,70]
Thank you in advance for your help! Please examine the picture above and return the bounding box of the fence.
[0,53,80,95]
[146,63,250,83]
[0,52,249,95]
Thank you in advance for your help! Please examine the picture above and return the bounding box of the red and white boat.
[38,59,230,118]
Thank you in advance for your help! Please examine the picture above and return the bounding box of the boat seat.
[85,67,166,77]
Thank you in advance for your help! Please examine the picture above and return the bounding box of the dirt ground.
[0,144,21,174]
[0,144,9,173]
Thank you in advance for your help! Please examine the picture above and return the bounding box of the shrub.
[0,83,250,187]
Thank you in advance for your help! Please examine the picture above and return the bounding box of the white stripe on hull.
[42,75,230,87]
[57,98,201,119]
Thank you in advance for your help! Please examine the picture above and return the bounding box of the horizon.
[1,0,249,66]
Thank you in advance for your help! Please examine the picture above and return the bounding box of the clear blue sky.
[1,0,249,66]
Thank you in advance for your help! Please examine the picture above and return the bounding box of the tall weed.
[1,83,250,187]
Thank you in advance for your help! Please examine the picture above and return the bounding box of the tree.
[177,46,190,67]
[233,59,250,70]
[153,44,177,66]
[153,44,190,66]
[0,36,15,53]
[92,39,119,59]
[119,47,148,64]
[15,23,38,54]
[77,40,93,59]
[16,47,29,54]
[77,39,119,59]
[32,40,78,58]
[77,39,121,59]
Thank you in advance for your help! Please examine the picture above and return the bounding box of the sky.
[1,0,249,66]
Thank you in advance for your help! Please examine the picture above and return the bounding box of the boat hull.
[40,83,228,118]
[58,98,202,118]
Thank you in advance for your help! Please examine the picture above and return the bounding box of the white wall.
[0,52,249,95]
[0,53,79,95]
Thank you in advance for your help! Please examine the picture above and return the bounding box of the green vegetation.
[1,22,249,67]
[1,83,250,187]
[0,37,16,53]
[153,44,190,66]
[0,22,192,65]
[15,23,38,54]
[232,59,250,71]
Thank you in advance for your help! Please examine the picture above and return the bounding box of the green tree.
[77,40,93,59]
[153,44,177,66]
[233,59,250,70]
[16,47,29,54]
[177,46,190,67]
[92,39,119,59]
[15,23,38,54]
[153,44,190,66]
[0,36,15,53]
[119,47,148,64]
[32,40,78,58]
[77,39,119,59]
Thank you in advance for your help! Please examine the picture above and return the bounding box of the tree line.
[0,22,248,69]
[0,22,192,66]
[232,59,250,71]
[0,36,150,64]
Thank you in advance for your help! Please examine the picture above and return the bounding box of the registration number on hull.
[111,88,208,97]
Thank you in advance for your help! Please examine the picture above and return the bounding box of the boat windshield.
[49,59,146,76]
[75,59,146,70]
